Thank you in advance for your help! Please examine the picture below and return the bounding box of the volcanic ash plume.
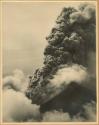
[38,64,89,104]
[26,3,96,109]
[70,3,95,24]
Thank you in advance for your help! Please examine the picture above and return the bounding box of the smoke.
[3,74,96,122]
[3,2,96,122]
[42,110,71,122]
[70,3,95,24]
[83,101,96,121]
[3,69,28,92]
[42,101,96,122]
[3,69,96,122]
[87,51,96,77]
[50,64,89,87]
[51,62,96,93]
[39,64,89,102]
[3,90,40,122]
[3,70,40,122]
[30,64,90,105]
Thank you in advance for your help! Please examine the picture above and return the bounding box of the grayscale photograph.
[2,1,97,123]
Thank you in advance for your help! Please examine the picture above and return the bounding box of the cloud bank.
[3,68,96,122]
[3,70,40,122]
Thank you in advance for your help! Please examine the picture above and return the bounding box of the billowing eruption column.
[26,4,96,116]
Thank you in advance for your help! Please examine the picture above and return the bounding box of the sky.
[2,1,96,76]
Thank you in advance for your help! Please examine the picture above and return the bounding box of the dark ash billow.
[26,3,96,122]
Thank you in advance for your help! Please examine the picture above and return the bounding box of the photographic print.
[0,0,98,123]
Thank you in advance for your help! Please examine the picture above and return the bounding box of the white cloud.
[3,89,40,122]
[50,64,89,87]
[3,69,28,92]
[3,69,40,122]
[42,110,71,122]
